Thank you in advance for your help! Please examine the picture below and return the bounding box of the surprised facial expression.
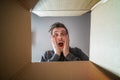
[51,28,69,49]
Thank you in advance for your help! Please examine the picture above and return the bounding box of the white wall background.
[31,12,90,62]
[90,0,120,77]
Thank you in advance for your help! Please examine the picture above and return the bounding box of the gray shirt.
[41,47,89,62]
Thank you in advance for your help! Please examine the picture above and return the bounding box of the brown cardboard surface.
[11,61,110,80]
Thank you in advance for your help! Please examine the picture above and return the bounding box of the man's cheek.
[64,36,68,40]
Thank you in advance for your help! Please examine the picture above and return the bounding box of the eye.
[61,32,67,36]
[53,33,58,37]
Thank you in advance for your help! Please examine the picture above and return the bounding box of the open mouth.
[58,42,64,47]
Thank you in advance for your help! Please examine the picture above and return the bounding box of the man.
[41,22,89,62]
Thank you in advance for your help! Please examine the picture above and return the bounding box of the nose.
[58,34,63,40]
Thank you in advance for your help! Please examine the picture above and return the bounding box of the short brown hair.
[49,22,68,35]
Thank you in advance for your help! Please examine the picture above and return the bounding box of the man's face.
[51,27,69,49]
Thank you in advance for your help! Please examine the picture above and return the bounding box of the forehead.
[52,28,66,33]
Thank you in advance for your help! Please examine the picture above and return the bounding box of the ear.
[68,35,70,42]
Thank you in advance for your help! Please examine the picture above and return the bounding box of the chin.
[59,47,63,50]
